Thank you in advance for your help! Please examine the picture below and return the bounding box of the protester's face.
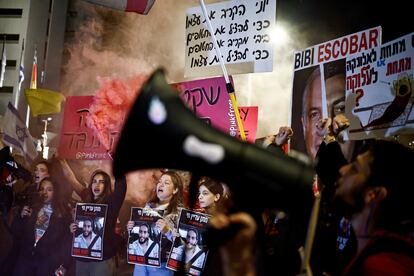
[302,76,323,160]
[156,175,177,202]
[186,230,198,249]
[335,151,372,214]
[198,185,218,209]
[39,180,54,203]
[83,220,93,237]
[138,225,149,244]
[92,174,105,199]
[34,163,49,184]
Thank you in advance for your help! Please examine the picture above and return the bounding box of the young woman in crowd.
[127,170,185,276]
[33,161,50,187]
[16,160,51,206]
[70,170,126,276]
[197,177,225,216]
[12,177,72,275]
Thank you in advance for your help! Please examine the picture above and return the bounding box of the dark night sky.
[276,0,412,46]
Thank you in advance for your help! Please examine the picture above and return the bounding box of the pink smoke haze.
[86,74,148,150]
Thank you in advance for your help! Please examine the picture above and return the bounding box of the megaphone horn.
[113,69,315,210]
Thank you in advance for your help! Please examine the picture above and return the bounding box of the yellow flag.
[24,88,66,117]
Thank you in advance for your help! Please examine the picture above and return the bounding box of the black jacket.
[11,206,73,274]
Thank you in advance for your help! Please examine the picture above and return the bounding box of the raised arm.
[107,175,127,214]
[58,159,87,196]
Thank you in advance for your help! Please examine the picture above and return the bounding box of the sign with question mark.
[354,88,364,106]
[345,32,414,140]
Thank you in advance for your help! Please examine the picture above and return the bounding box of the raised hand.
[275,126,293,146]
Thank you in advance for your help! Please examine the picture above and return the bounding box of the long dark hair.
[35,176,69,218]
[84,170,112,204]
[199,177,226,214]
[150,171,183,215]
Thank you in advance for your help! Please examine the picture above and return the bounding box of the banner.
[72,203,107,260]
[24,88,65,117]
[127,208,163,267]
[58,96,118,160]
[174,76,258,142]
[184,0,276,78]
[346,32,414,139]
[174,76,236,136]
[166,209,210,275]
[2,102,37,163]
[289,26,382,160]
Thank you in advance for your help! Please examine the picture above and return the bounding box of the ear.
[173,188,178,195]
[365,186,387,203]
[214,194,221,202]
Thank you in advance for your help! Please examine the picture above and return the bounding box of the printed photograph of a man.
[291,60,357,162]
[73,218,102,250]
[128,222,159,258]
[170,227,206,274]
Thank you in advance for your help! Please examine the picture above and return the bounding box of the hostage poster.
[127,207,163,267]
[166,209,210,275]
[72,203,107,260]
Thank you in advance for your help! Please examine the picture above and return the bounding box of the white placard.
[184,0,276,78]
[346,32,414,140]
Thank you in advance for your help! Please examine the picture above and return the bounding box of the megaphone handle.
[299,190,321,276]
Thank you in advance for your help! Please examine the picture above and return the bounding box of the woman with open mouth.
[127,170,185,276]
[11,177,72,275]
[69,170,126,276]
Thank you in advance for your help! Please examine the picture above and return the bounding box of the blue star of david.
[16,125,28,142]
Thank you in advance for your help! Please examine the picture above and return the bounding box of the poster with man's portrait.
[127,207,163,267]
[166,209,210,276]
[72,203,107,260]
[290,26,382,161]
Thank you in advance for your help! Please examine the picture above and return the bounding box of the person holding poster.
[69,170,126,276]
[127,170,184,276]
[11,177,72,275]
[129,223,159,258]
